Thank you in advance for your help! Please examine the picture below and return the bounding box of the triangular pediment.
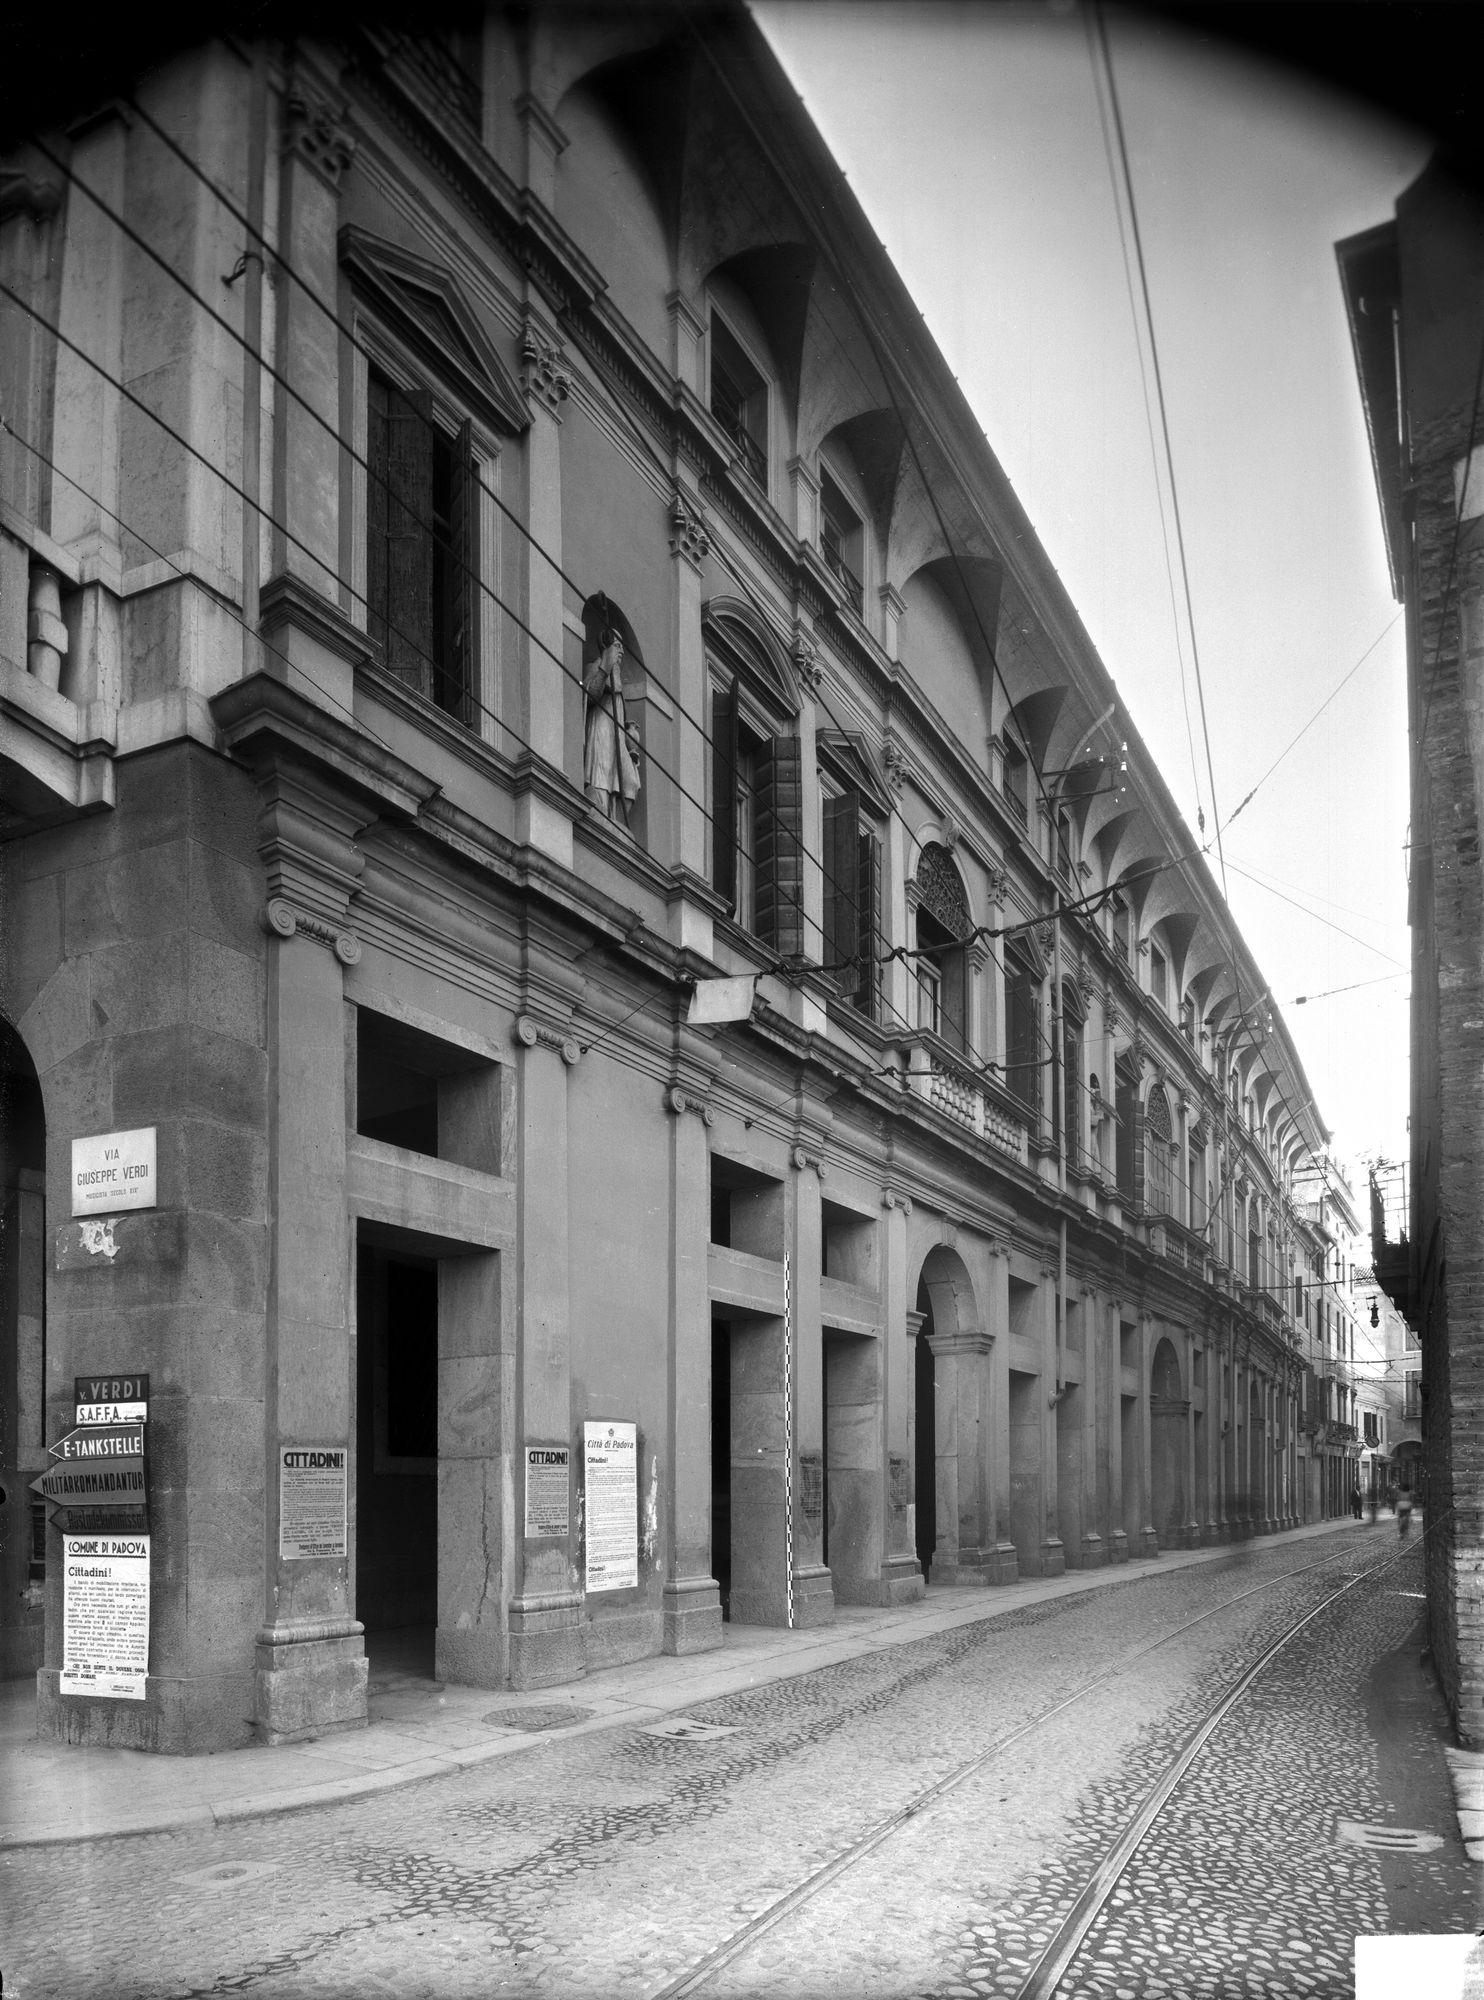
[340,226,530,437]
[816,729,893,817]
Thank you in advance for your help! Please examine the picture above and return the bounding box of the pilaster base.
[1202,1521,1223,1546]
[1138,1527,1160,1558]
[877,1554,926,1603]
[40,1667,257,1755]
[508,1592,585,1690]
[1108,1529,1129,1566]
[1185,1521,1203,1549]
[662,1577,725,1655]
[790,1563,836,1627]
[988,1541,1021,1584]
[436,1625,506,1689]
[928,1547,993,1587]
[254,1622,368,1745]
[1079,1532,1108,1569]
[1038,1537,1066,1578]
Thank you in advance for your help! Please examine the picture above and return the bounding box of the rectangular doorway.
[356,1242,438,1680]
[711,1316,731,1619]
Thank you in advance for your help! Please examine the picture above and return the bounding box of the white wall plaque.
[584,1421,638,1592]
[61,1533,150,1700]
[71,1128,157,1217]
[279,1446,348,1560]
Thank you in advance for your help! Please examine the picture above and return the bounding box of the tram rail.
[652,1530,1415,2000]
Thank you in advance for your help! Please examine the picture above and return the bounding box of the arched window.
[913,845,971,1053]
[1145,1083,1175,1216]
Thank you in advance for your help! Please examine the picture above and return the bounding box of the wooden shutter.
[857,828,881,1021]
[756,733,804,957]
[385,386,436,699]
[1005,950,1036,1109]
[444,416,478,727]
[941,945,969,1054]
[822,789,861,991]
[711,681,738,909]
[367,373,391,656]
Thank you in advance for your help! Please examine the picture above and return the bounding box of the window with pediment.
[819,734,888,1022]
[708,612,802,955]
[343,230,528,733]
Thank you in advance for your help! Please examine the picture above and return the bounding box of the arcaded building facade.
[1,9,1337,1752]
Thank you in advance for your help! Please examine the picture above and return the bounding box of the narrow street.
[1,1524,1473,2000]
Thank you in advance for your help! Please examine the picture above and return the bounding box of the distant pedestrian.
[1397,1493,1414,1538]
[1351,1483,1363,1520]
[1368,1486,1378,1524]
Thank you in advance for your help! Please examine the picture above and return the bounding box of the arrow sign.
[31,1458,146,1508]
[48,1425,145,1463]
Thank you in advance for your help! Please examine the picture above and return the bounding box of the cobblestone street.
[1,1527,1475,2000]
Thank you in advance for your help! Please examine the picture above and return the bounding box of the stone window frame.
[345,306,504,747]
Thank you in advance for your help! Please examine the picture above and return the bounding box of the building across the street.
[1340,161,1484,1748]
[2,7,1344,1752]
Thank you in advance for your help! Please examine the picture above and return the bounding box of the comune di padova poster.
[583,1421,638,1592]
[61,1532,150,1699]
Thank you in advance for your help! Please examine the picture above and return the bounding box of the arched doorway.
[1,1015,47,1677]
[1150,1336,1187,1550]
[913,1246,990,1585]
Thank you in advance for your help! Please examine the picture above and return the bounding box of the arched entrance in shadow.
[1150,1336,1187,1550]
[914,1246,989,1586]
[1,1015,47,1677]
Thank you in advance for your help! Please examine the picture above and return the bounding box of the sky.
[754,0,1429,1172]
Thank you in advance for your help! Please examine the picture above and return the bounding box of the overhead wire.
[38,52,1337,1177]
[1082,0,1205,829]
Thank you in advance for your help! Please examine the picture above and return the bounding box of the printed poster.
[525,1444,571,1538]
[279,1446,348,1559]
[61,1533,150,1700]
[584,1421,638,1592]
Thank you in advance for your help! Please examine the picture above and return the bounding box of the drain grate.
[1337,1820,1444,1853]
[482,1704,595,1732]
[637,1717,740,1741]
[172,1861,279,1890]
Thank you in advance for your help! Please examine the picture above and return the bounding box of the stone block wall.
[8,741,270,1751]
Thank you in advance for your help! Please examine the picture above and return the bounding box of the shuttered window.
[822,787,882,1021]
[1005,941,1041,1115]
[367,368,479,725]
[711,681,804,956]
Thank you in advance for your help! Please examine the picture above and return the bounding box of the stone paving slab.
[0,1519,1390,1854]
[1444,1747,1484,1862]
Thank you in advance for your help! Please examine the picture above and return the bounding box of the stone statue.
[583,623,642,826]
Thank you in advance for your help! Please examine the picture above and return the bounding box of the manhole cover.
[482,1705,595,1732]
[172,1861,278,1889]
[637,1717,740,1741]
[1337,1820,1444,1853]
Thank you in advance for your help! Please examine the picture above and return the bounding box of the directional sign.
[31,1457,146,1508]
[49,1426,147,1463]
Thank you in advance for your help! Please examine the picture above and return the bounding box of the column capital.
[521,315,573,417]
[284,74,356,191]
[669,486,710,569]
[515,1014,582,1065]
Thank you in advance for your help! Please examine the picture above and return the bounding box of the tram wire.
[650,1529,1413,1999]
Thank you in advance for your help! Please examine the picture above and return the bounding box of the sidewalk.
[0,1518,1407,1853]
